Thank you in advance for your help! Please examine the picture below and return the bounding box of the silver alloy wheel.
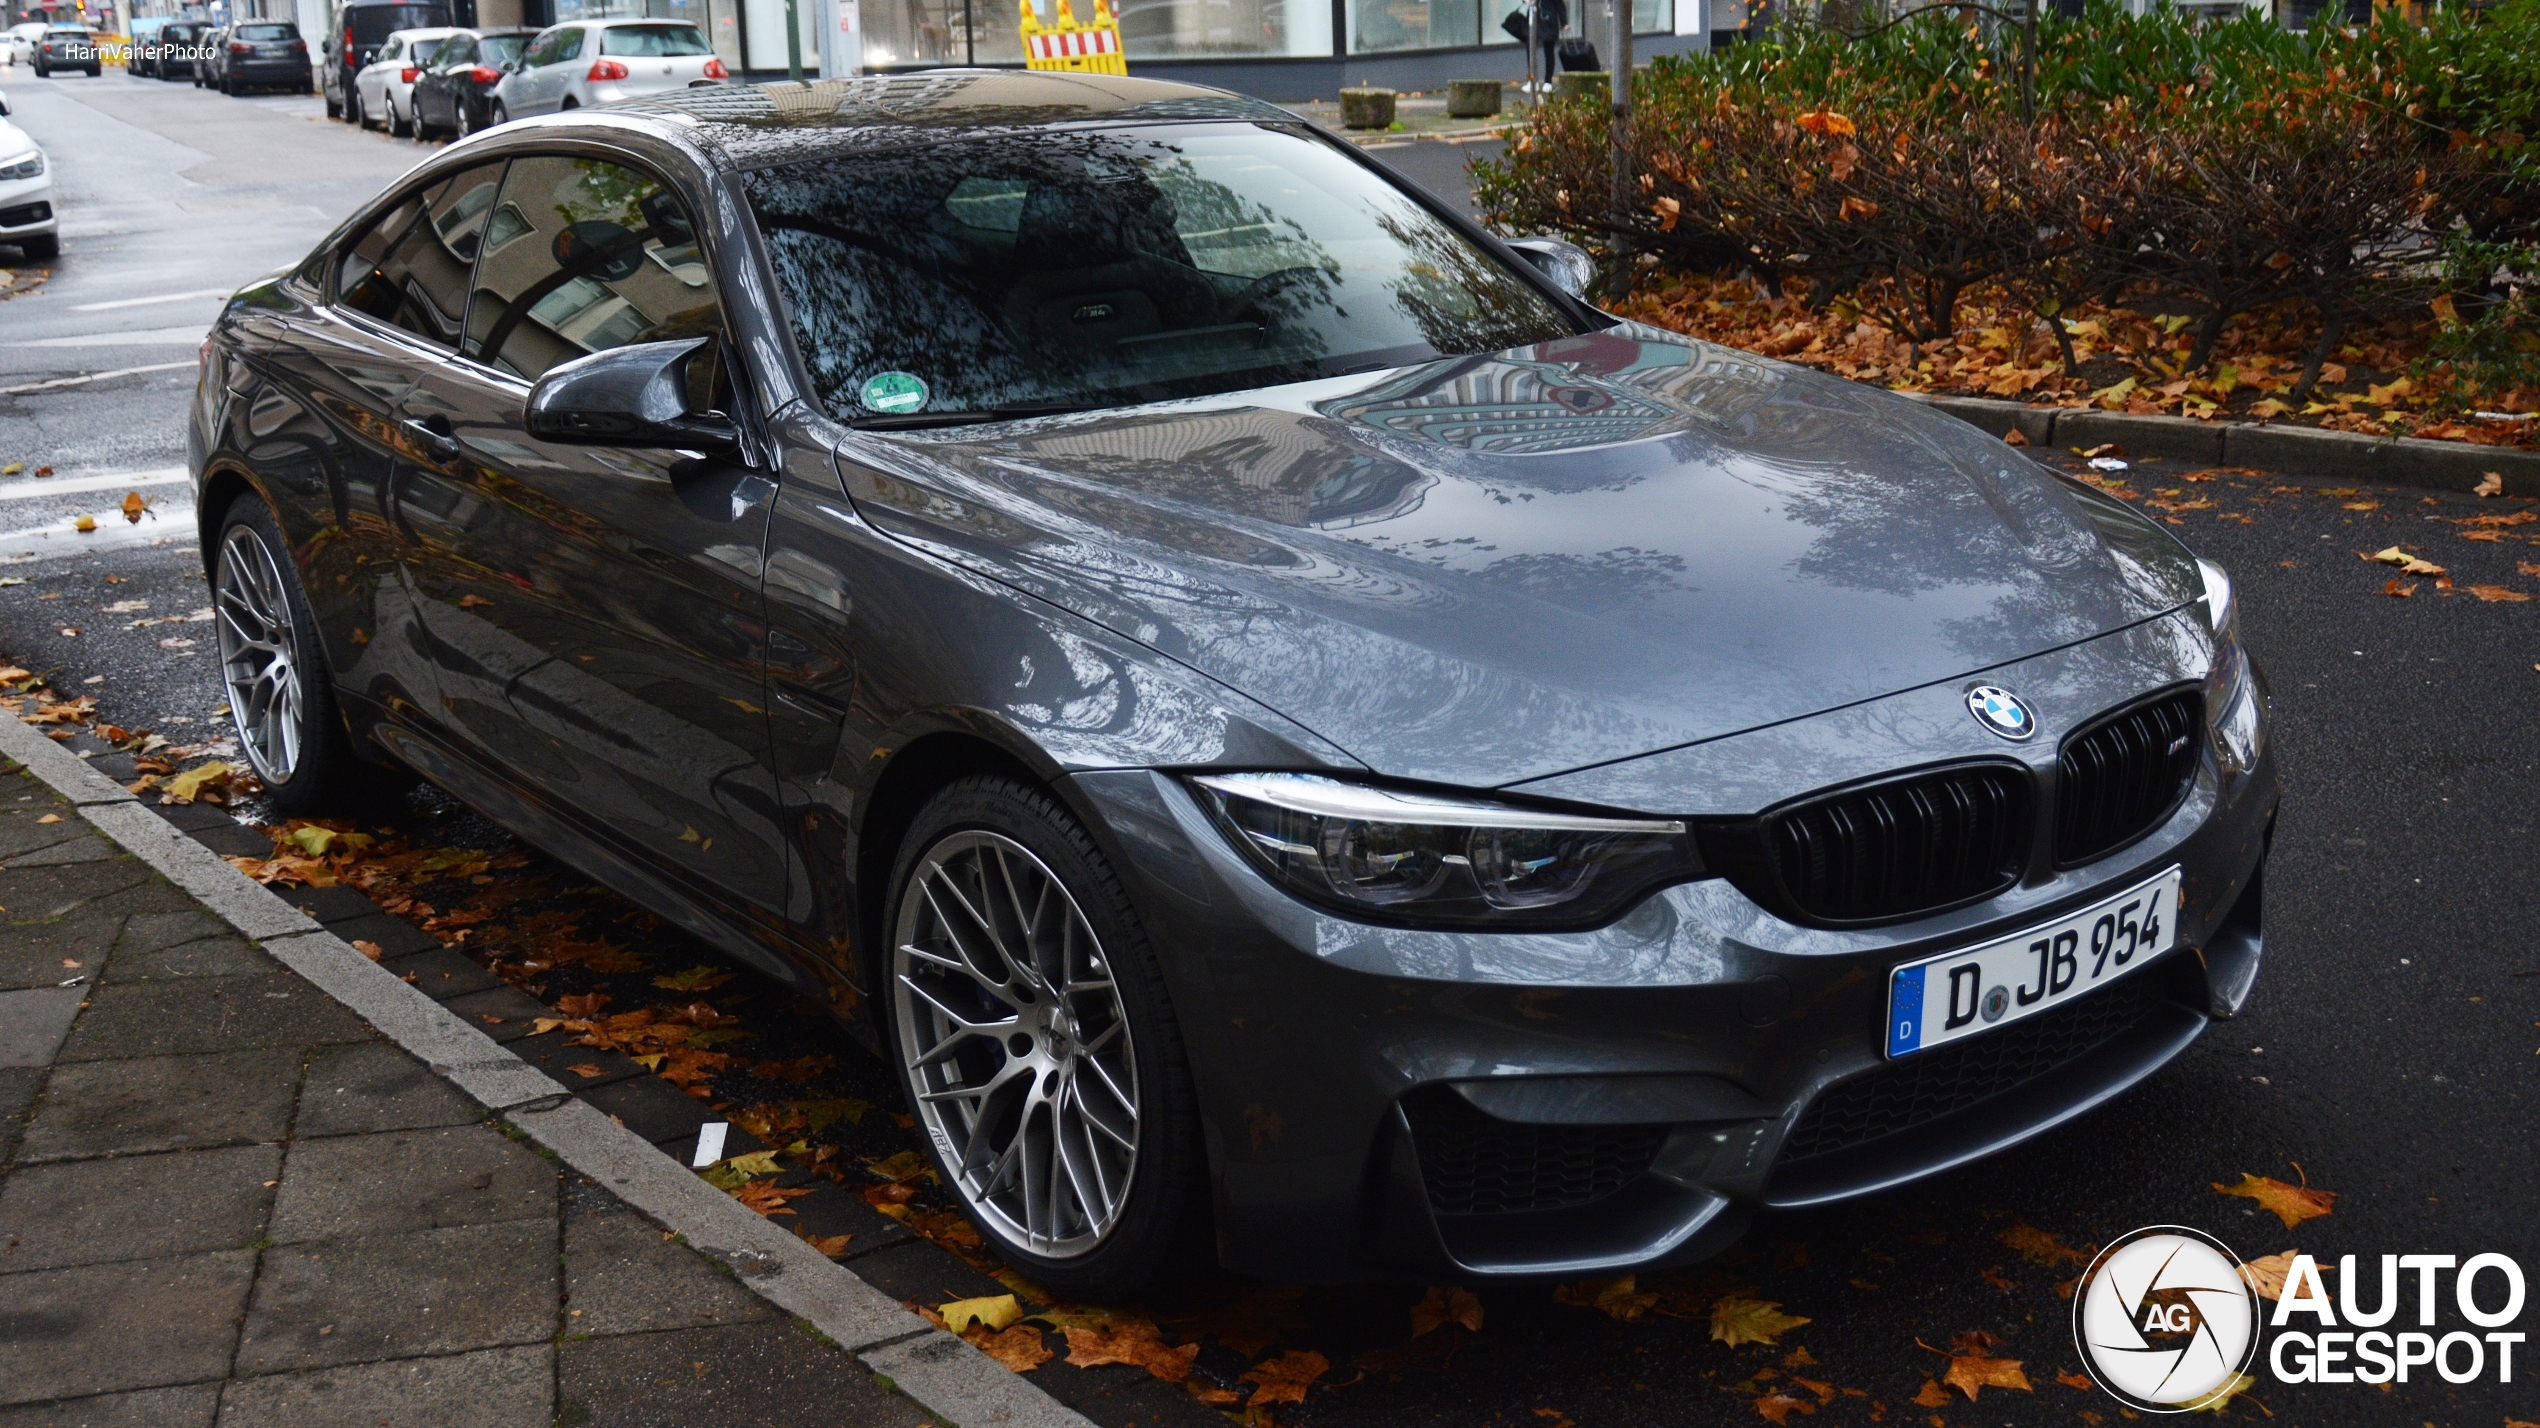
[213,521,305,784]
[893,830,1140,1259]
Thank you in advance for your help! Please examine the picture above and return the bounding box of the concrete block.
[2220,422,2384,481]
[268,1122,556,1244]
[560,1322,911,1428]
[0,986,86,1068]
[562,1207,779,1338]
[2056,409,2223,464]
[55,970,368,1062]
[295,1041,482,1138]
[0,1251,255,1403]
[236,1221,557,1374]
[213,1345,549,1428]
[16,1048,302,1161]
[0,1142,281,1270]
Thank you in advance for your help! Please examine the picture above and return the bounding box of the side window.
[520,29,557,66]
[378,36,402,60]
[435,34,470,64]
[556,27,584,60]
[466,155,723,386]
[336,160,510,349]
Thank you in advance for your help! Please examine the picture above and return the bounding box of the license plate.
[1885,866,2181,1059]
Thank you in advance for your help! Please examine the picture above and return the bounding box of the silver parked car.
[487,17,723,125]
[350,26,457,134]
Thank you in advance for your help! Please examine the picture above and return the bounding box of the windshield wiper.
[847,400,1104,431]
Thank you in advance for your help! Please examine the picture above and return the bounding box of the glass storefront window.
[1452,0,1666,45]
[1347,0,1479,51]
[1120,0,1330,58]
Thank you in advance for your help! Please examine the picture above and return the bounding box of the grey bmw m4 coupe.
[189,70,2276,1298]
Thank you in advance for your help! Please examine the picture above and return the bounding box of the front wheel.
[886,777,1209,1301]
[210,496,369,813]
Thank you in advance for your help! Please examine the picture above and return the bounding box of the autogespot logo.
[2072,1226,2263,1412]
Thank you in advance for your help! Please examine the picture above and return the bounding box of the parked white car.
[488,18,723,125]
[350,25,456,135]
[0,90,58,260]
[5,22,49,66]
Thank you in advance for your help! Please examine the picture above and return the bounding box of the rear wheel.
[885,776,1209,1301]
[210,495,377,813]
[452,100,472,138]
[488,100,509,126]
[18,234,59,260]
[346,87,365,127]
[389,97,410,136]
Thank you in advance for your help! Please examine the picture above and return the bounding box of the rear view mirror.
[1505,237,1595,301]
[526,338,740,453]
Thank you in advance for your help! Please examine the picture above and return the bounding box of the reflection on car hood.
[840,327,2202,788]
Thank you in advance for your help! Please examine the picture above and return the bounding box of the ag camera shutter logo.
[2072,1226,2262,1412]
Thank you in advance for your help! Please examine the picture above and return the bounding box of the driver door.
[390,151,792,931]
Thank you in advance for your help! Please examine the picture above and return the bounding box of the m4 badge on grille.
[1965,684,2039,741]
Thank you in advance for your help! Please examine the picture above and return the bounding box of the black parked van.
[322,0,462,122]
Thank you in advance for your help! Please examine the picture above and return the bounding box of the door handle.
[402,416,460,463]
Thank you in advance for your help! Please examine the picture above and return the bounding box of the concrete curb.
[1912,394,2540,496]
[0,714,1094,1428]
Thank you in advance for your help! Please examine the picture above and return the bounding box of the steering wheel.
[1229,266,1327,324]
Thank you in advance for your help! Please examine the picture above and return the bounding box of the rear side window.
[465,155,721,382]
[337,160,509,349]
[480,34,527,63]
[351,4,447,45]
[429,33,470,63]
[600,24,708,55]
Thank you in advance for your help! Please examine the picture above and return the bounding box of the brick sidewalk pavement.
[0,767,924,1428]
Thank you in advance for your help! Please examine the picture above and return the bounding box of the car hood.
[839,327,2201,788]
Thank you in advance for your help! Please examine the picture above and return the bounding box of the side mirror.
[526,338,741,454]
[1505,237,1595,301]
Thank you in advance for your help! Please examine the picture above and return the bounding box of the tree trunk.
[2185,305,2231,375]
[2292,310,2346,404]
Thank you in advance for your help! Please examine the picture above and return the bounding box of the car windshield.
[599,23,709,55]
[747,123,1577,423]
[479,33,528,62]
[237,23,295,39]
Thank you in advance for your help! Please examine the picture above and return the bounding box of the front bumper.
[229,60,309,83]
[1066,611,2278,1282]
[0,175,55,237]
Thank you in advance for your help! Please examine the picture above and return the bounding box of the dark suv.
[322,0,453,122]
[214,20,312,94]
[155,20,211,81]
[35,25,103,77]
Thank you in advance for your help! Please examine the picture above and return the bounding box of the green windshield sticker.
[861,371,929,414]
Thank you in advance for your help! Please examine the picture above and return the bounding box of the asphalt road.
[2,63,2534,1428]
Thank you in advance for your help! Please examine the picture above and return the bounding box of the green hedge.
[1475,1,2540,385]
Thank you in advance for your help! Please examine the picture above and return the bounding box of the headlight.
[2198,558,2262,774]
[1190,772,1702,928]
[0,151,43,182]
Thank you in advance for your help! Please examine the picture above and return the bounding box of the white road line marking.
[0,468,190,499]
[70,288,232,312]
[0,362,196,397]
[24,326,212,349]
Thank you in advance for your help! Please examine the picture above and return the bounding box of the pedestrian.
[1500,0,1565,92]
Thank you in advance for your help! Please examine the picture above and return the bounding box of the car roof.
[564,15,707,24]
[603,71,1293,167]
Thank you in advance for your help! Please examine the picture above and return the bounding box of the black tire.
[883,775,1210,1301]
[452,101,471,139]
[19,234,59,260]
[208,494,400,814]
[388,97,410,137]
[346,87,365,127]
[488,100,509,127]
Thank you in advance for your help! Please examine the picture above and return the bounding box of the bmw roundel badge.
[1965,685,2038,741]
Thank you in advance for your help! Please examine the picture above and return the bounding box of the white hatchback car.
[5,22,48,66]
[350,26,457,135]
[488,18,724,125]
[0,90,57,260]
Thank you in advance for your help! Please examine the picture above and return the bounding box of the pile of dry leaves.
[1615,273,2540,447]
